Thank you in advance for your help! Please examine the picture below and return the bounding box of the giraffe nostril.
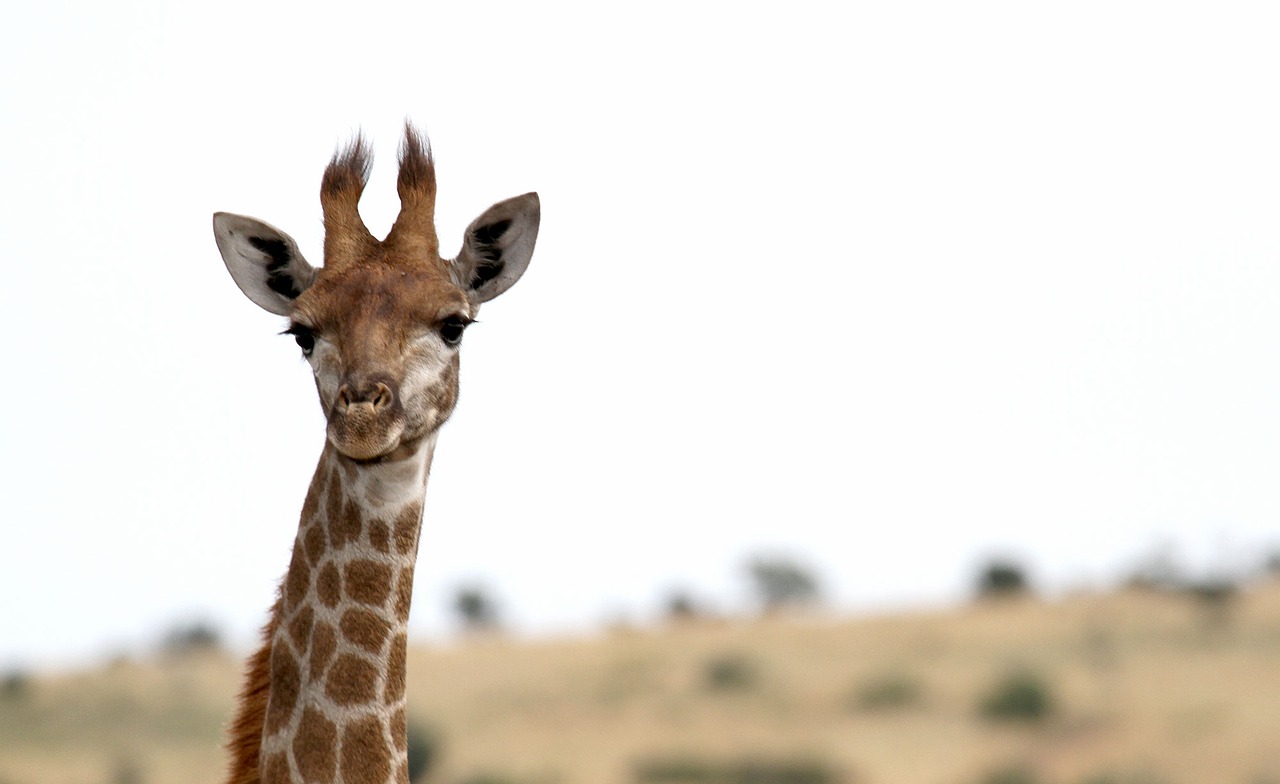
[336,379,395,414]
[370,383,392,412]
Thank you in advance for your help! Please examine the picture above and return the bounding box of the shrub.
[453,585,499,630]
[975,765,1041,784]
[730,759,838,784]
[635,757,717,783]
[110,757,145,784]
[665,590,700,620]
[747,556,821,611]
[1,670,30,700]
[1124,545,1185,592]
[1077,770,1172,784]
[978,670,1054,723]
[160,620,222,655]
[634,756,840,784]
[975,559,1030,599]
[850,672,921,711]
[405,721,439,782]
[1185,578,1236,607]
[1264,549,1280,576]
[703,654,758,691]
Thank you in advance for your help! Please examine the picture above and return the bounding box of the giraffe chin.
[327,418,405,462]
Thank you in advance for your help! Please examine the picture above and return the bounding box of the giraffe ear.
[453,192,540,303]
[213,212,317,316]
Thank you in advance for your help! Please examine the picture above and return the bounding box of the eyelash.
[283,324,316,356]
[439,315,473,346]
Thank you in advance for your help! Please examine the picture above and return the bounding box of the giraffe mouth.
[327,404,405,461]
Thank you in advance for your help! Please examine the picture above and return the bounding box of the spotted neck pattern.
[246,437,435,784]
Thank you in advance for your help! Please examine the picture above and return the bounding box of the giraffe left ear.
[453,192,540,303]
[213,212,317,316]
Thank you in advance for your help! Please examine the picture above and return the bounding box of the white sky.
[4,1,1280,669]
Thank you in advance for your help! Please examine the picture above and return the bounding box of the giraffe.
[211,124,539,784]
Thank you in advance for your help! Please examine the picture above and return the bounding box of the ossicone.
[320,133,376,269]
[385,122,439,256]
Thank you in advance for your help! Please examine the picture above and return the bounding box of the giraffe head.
[213,126,539,461]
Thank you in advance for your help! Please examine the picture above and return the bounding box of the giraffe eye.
[439,315,471,347]
[285,325,316,356]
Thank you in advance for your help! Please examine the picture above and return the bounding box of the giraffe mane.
[223,597,281,784]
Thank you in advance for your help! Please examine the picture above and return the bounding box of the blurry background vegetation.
[2,550,1279,784]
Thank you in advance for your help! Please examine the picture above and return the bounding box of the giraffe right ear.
[454,192,540,303]
[213,212,317,316]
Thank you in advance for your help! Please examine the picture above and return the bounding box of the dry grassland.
[2,583,1278,784]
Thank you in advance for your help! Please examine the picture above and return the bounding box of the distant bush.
[1123,545,1186,592]
[1123,544,1243,625]
[974,765,1041,784]
[1263,550,1280,576]
[703,653,759,692]
[1185,578,1238,631]
[453,585,500,631]
[457,775,519,784]
[1,670,30,700]
[665,590,700,621]
[635,756,840,784]
[1077,769,1172,784]
[729,760,838,784]
[747,556,821,611]
[458,773,522,784]
[975,559,1030,599]
[850,672,922,711]
[1185,578,1236,607]
[978,670,1054,723]
[110,757,145,784]
[635,758,716,783]
[160,620,222,655]
[405,721,439,782]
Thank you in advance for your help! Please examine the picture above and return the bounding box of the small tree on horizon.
[1263,549,1280,577]
[160,619,223,656]
[975,558,1031,599]
[405,721,440,782]
[453,585,500,631]
[664,589,700,621]
[747,555,821,612]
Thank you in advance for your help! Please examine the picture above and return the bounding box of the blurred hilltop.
[2,574,1279,784]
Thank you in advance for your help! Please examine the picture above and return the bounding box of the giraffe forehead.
[294,264,470,331]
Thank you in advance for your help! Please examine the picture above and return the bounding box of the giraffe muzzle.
[335,379,395,414]
[328,378,405,460]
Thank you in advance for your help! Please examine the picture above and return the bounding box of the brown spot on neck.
[309,622,337,676]
[341,608,392,653]
[331,497,364,548]
[325,655,379,705]
[264,645,300,737]
[392,505,423,556]
[292,708,337,783]
[340,716,392,784]
[344,560,393,605]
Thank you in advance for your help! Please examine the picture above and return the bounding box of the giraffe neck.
[260,437,435,784]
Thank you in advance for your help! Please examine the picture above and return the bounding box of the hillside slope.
[2,584,1278,784]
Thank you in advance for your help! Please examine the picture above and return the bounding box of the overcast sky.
[4,1,1280,669]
